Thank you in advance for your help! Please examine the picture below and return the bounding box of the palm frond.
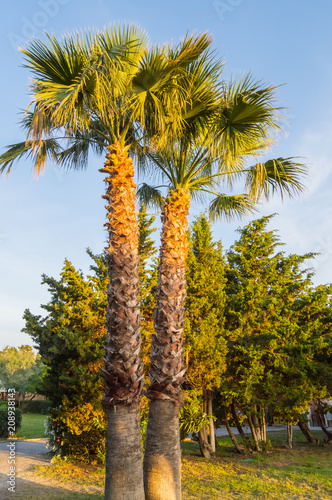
[245,157,308,201]
[209,193,256,222]
[136,183,164,209]
[167,32,213,69]
[21,26,143,134]
[213,74,283,169]
[0,139,61,176]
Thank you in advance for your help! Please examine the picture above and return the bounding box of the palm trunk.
[99,143,145,500]
[144,400,181,499]
[105,404,144,500]
[144,188,190,500]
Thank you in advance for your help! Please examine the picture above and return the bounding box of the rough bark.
[198,425,213,458]
[248,413,261,452]
[252,405,266,444]
[144,189,190,500]
[144,400,181,500]
[298,421,319,444]
[105,404,144,500]
[99,144,145,500]
[287,423,293,449]
[222,406,243,454]
[231,401,253,451]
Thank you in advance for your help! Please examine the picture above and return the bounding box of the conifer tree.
[23,253,107,457]
[184,215,227,457]
[138,205,158,370]
[223,215,316,450]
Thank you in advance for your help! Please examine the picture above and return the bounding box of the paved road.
[215,424,287,436]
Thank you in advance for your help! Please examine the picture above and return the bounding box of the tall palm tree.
[0,25,215,500]
[138,76,307,500]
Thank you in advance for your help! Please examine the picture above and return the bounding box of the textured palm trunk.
[144,188,190,500]
[99,143,145,500]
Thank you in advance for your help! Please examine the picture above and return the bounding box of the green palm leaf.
[136,183,164,209]
[246,157,308,201]
[209,193,257,222]
[0,139,61,176]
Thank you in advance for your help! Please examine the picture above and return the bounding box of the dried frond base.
[146,189,190,405]
[100,143,144,407]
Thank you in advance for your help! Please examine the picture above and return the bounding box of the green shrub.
[45,400,106,462]
[0,403,22,437]
[21,399,51,414]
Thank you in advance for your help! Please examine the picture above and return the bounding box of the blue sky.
[1,0,332,349]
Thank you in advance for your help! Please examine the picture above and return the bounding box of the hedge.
[0,402,22,437]
[21,399,51,414]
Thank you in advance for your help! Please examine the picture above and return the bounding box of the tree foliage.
[23,251,107,458]
[0,345,44,400]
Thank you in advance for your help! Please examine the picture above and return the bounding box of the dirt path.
[0,438,103,499]
[0,439,50,499]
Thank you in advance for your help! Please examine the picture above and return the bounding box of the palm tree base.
[104,403,145,500]
[143,399,181,500]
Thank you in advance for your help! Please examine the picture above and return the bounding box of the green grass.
[181,429,332,499]
[16,413,46,439]
[27,428,332,499]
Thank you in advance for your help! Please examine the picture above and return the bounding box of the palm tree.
[0,25,215,500]
[138,76,307,500]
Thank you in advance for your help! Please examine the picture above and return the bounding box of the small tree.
[185,215,227,457]
[223,215,316,450]
[23,252,108,458]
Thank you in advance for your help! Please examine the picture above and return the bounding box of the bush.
[0,403,22,437]
[45,400,107,462]
[21,399,51,414]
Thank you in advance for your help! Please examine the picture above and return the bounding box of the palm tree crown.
[0,25,224,500]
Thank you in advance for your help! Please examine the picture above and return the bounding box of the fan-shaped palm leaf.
[209,193,256,222]
[246,157,307,201]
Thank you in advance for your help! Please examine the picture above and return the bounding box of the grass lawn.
[182,438,332,499]
[16,413,46,439]
[25,428,332,500]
